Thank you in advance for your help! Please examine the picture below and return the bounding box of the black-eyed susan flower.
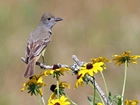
[43,64,70,77]
[21,75,46,96]
[48,95,70,105]
[91,57,110,69]
[113,51,140,66]
[78,62,104,77]
[125,99,139,105]
[75,62,104,88]
[91,57,110,64]
[49,81,70,100]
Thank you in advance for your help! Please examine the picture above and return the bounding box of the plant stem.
[121,61,128,105]
[56,74,60,98]
[35,90,42,105]
[96,89,105,105]
[101,72,109,97]
[41,96,46,105]
[89,82,105,105]
[93,81,96,105]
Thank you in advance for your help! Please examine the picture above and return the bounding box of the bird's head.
[40,12,63,29]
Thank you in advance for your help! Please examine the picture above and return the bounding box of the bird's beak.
[55,17,63,21]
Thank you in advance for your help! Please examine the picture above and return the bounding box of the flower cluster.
[48,81,70,105]
[21,51,140,105]
[49,81,70,100]
[44,65,71,105]
[75,57,111,88]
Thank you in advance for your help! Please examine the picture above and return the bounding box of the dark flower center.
[54,102,60,105]
[53,64,60,70]
[50,84,56,92]
[29,76,33,79]
[86,63,93,69]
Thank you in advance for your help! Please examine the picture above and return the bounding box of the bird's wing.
[25,32,33,63]
[26,35,51,63]
[32,38,51,56]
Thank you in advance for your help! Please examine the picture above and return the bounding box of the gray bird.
[24,12,63,78]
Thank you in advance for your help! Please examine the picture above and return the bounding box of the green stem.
[96,90,105,105]
[121,61,128,105]
[35,90,42,105]
[93,81,96,105]
[100,72,109,97]
[41,96,46,105]
[56,74,60,98]
[88,81,96,105]
[88,82,105,105]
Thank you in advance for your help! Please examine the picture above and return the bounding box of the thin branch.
[21,57,69,69]
[72,55,85,67]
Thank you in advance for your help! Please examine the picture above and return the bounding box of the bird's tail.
[24,58,36,78]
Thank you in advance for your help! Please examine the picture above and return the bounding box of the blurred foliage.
[0,0,140,105]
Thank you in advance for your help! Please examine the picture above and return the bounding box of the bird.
[24,12,63,78]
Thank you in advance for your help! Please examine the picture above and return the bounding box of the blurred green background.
[0,0,140,105]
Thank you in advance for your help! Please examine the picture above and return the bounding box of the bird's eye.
[47,18,51,20]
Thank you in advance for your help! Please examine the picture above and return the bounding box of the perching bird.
[24,12,63,78]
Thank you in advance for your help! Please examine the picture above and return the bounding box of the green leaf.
[87,96,93,105]
[108,91,112,101]
[109,91,111,97]
[117,95,122,105]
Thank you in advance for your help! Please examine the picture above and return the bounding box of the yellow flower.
[125,99,139,105]
[113,51,140,66]
[43,64,70,77]
[78,62,104,77]
[91,57,110,63]
[97,102,103,105]
[75,62,104,88]
[49,81,70,100]
[75,74,84,88]
[91,57,110,69]
[48,95,70,105]
[21,75,46,96]
[59,81,70,89]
